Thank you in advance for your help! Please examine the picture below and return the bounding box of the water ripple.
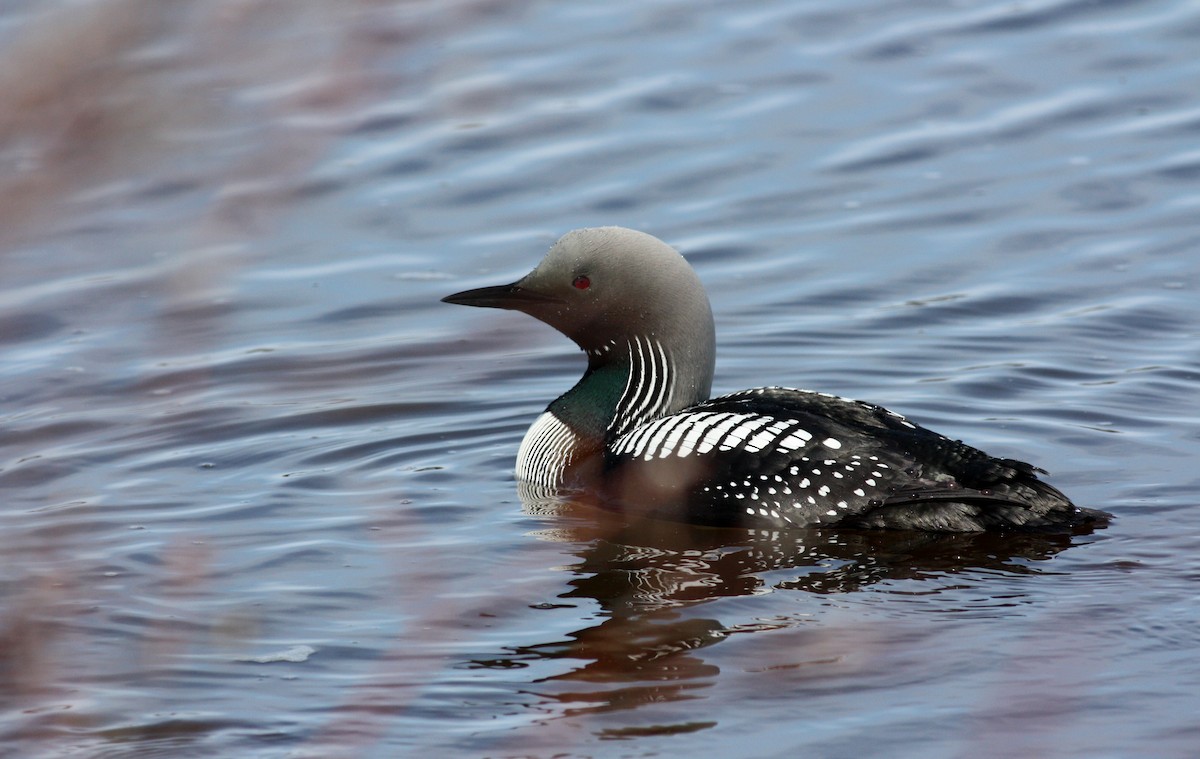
[2,0,1199,756]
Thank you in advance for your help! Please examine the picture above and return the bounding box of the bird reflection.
[465,487,1104,727]
[521,484,1101,596]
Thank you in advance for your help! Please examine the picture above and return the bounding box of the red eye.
[572,275,591,290]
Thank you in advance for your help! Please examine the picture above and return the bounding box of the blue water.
[2,1,1199,756]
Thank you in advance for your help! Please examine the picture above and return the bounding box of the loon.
[443,227,1107,532]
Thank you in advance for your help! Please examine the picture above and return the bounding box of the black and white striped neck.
[513,332,712,490]
[565,332,713,445]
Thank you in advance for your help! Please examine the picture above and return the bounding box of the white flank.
[516,412,577,488]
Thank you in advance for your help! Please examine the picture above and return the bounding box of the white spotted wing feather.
[604,387,927,528]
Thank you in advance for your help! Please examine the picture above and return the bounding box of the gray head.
[444,227,716,407]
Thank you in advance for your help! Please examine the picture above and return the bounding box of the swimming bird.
[443,227,1106,532]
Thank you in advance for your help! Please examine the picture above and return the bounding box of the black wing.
[602,387,1089,531]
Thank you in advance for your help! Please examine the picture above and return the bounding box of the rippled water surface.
[3,1,1199,756]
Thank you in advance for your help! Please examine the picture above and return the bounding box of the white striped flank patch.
[612,411,817,461]
[720,416,773,451]
[614,411,743,459]
[777,426,813,451]
[676,411,724,457]
[640,413,693,460]
[745,419,793,453]
[694,413,747,454]
[516,411,577,488]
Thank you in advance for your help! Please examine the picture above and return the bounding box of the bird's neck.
[550,334,712,446]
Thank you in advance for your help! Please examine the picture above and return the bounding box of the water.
[2,0,1199,756]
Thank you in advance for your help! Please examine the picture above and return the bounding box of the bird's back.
[601,387,1096,531]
